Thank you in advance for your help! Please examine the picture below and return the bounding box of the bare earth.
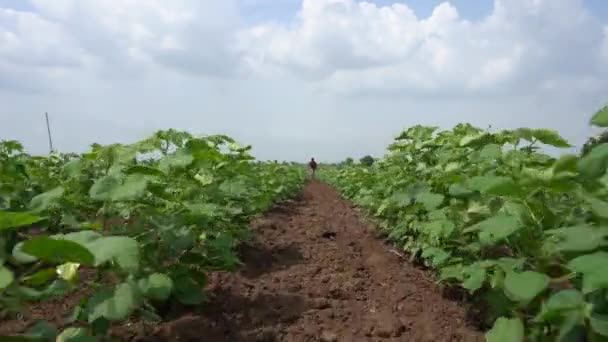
[1,181,483,341]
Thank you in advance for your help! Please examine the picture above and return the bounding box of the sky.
[0,0,607,162]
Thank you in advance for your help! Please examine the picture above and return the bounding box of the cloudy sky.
[0,0,607,162]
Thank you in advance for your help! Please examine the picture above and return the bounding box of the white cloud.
[0,0,607,161]
[241,0,607,95]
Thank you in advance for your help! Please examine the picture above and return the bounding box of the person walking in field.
[309,157,318,178]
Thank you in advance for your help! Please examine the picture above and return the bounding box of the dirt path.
[147,181,482,342]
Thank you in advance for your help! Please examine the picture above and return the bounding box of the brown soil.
[144,181,482,341]
[0,181,483,341]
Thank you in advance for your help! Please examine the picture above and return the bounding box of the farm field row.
[322,106,608,341]
[0,130,306,340]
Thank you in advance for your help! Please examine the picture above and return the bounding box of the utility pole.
[45,112,54,153]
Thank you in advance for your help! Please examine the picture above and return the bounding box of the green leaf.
[23,268,56,286]
[138,273,173,301]
[56,327,96,342]
[0,265,14,288]
[29,186,64,213]
[545,225,608,252]
[87,282,142,322]
[27,321,57,340]
[448,183,474,198]
[553,154,579,174]
[591,105,608,127]
[590,313,608,337]
[462,267,486,293]
[485,317,524,342]
[415,192,444,210]
[531,129,571,148]
[545,289,584,312]
[578,144,608,179]
[503,271,549,303]
[584,196,608,219]
[109,176,148,201]
[464,214,521,245]
[567,252,608,293]
[568,251,608,274]
[159,149,194,171]
[22,237,95,265]
[89,175,121,201]
[86,236,139,273]
[174,276,205,305]
[479,144,502,160]
[468,176,520,196]
[0,211,45,231]
[125,165,165,177]
[12,242,38,264]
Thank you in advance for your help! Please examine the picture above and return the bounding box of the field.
[1,106,608,341]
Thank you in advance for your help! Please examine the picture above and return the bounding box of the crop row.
[0,129,306,341]
[323,107,608,341]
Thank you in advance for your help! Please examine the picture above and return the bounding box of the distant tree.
[359,155,374,166]
[343,157,354,165]
[582,130,608,156]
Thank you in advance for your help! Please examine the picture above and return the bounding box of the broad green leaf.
[584,196,608,219]
[86,236,139,273]
[174,276,205,305]
[138,273,173,301]
[89,175,121,201]
[87,282,142,322]
[27,320,57,340]
[464,214,521,245]
[415,192,444,210]
[591,105,608,127]
[22,237,95,266]
[578,144,608,179]
[109,176,148,201]
[468,176,520,196]
[479,144,502,160]
[0,265,14,288]
[504,271,549,303]
[545,225,608,252]
[23,268,56,286]
[29,186,64,213]
[159,149,193,171]
[423,220,455,239]
[12,241,38,264]
[62,159,82,178]
[545,289,584,312]
[125,165,165,177]
[580,271,608,294]
[462,267,486,293]
[439,264,463,281]
[460,133,490,147]
[553,154,579,174]
[531,129,571,148]
[567,251,608,274]
[56,327,96,342]
[448,183,474,198]
[590,314,608,336]
[485,317,524,342]
[0,211,45,231]
[567,252,608,293]
[58,231,102,245]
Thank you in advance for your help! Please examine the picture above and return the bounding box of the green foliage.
[0,130,305,337]
[322,104,608,340]
[359,155,374,166]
